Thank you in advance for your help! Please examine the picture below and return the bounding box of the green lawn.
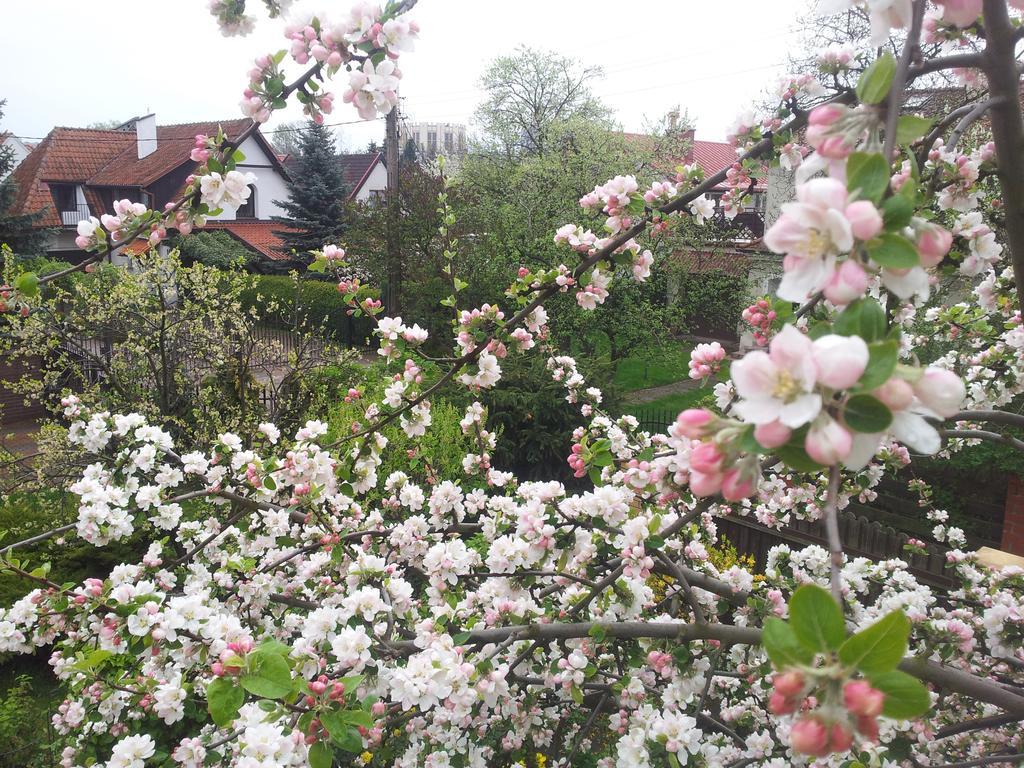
[625,386,715,416]
[613,345,694,391]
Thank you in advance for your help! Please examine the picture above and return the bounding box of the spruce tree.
[0,100,52,255]
[272,121,349,256]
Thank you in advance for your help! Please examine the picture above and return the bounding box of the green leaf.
[789,584,846,653]
[308,741,333,768]
[240,651,292,699]
[859,341,899,390]
[341,709,374,728]
[846,152,890,204]
[207,678,245,727]
[844,393,893,433]
[857,52,897,104]
[588,624,608,642]
[14,272,39,298]
[256,639,292,657]
[881,195,914,230]
[776,437,825,473]
[762,617,815,668]
[452,631,471,645]
[834,298,887,342]
[867,233,920,269]
[868,670,931,719]
[570,685,584,704]
[895,115,933,146]
[839,610,910,674]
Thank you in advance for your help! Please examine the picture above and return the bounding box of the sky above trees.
[1,0,807,150]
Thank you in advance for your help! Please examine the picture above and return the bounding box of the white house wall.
[1,136,30,180]
[207,134,289,221]
[355,162,387,203]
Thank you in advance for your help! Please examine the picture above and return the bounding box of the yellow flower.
[536,753,547,767]
[361,751,374,764]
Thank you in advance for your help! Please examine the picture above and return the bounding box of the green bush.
[239,275,374,346]
[0,673,60,768]
[326,370,478,488]
[672,271,747,339]
[173,231,255,270]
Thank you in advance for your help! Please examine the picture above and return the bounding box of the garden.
[1,1,1024,767]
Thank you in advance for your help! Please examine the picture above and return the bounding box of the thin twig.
[883,0,925,160]
[823,465,844,604]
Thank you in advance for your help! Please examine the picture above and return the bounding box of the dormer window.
[236,185,257,219]
[52,184,88,227]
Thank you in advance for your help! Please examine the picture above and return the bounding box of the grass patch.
[613,344,693,392]
[625,387,715,417]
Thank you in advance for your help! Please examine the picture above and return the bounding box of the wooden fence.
[717,510,956,589]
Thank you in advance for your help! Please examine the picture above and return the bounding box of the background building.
[399,121,467,161]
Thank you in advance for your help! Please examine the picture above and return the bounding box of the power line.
[8,117,385,143]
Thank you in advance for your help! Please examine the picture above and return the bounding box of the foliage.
[670,269,749,339]
[272,120,349,255]
[0,673,59,768]
[613,345,694,392]
[173,231,256,270]
[5,3,1024,768]
[474,46,610,160]
[239,274,374,345]
[0,101,53,255]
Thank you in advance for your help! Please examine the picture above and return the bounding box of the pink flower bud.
[823,260,869,306]
[873,377,914,411]
[688,470,723,497]
[675,408,715,438]
[773,671,805,698]
[805,416,853,465]
[754,420,792,449]
[845,201,883,241]
[856,714,879,741]
[844,680,885,717]
[768,691,797,715]
[812,334,869,390]
[809,104,845,128]
[690,442,724,474]
[829,722,854,752]
[917,225,953,267]
[791,717,830,756]
[914,367,965,418]
[937,0,983,27]
[721,467,756,501]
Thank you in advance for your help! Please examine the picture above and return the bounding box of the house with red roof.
[8,114,295,265]
[624,127,768,238]
[280,151,387,204]
[1,132,32,180]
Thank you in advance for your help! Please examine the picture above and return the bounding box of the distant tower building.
[399,121,467,163]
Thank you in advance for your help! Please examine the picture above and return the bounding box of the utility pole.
[385,102,401,316]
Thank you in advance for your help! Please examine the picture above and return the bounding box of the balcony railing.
[60,204,92,228]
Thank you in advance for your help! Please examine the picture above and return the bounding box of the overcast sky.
[1,0,810,152]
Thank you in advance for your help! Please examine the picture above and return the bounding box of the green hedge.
[239,275,374,346]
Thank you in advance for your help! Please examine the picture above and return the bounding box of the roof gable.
[88,119,253,187]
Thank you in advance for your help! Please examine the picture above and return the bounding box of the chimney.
[136,114,157,159]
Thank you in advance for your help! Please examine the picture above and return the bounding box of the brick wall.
[1001,474,1024,555]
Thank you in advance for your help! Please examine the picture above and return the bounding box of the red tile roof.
[204,220,295,261]
[281,152,382,200]
[9,118,287,229]
[9,128,134,227]
[88,119,253,187]
[623,130,767,191]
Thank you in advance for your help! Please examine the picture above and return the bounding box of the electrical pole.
[385,102,401,316]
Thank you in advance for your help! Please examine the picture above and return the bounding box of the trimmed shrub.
[239,275,374,346]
